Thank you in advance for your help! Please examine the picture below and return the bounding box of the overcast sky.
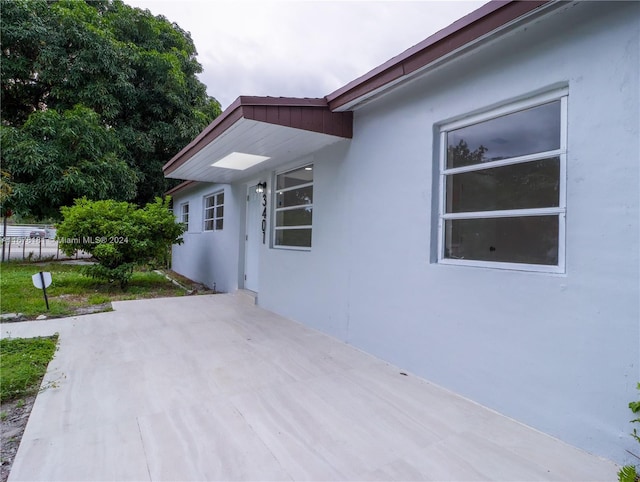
[124,1,486,110]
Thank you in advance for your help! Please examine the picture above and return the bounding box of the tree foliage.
[447,139,488,166]
[1,105,137,219]
[56,197,184,288]
[1,0,221,218]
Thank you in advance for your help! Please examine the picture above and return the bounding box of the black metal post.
[1,215,6,262]
[39,271,50,310]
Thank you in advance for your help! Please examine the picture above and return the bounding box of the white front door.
[244,186,261,292]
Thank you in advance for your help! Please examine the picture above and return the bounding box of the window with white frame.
[180,203,189,230]
[203,191,224,231]
[438,90,567,272]
[274,164,313,248]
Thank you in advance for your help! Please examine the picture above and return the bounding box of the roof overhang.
[163,96,353,184]
[166,180,199,197]
[165,0,566,187]
[325,0,557,111]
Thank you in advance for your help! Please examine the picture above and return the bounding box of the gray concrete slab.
[4,294,617,481]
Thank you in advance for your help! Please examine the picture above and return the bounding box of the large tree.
[1,0,220,219]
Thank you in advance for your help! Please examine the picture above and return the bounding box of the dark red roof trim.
[166,180,198,196]
[163,97,353,175]
[326,0,552,110]
[164,1,555,178]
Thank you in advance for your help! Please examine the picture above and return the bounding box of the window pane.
[276,186,313,208]
[444,216,558,265]
[206,196,216,208]
[216,206,224,218]
[277,165,313,190]
[276,208,312,227]
[447,101,561,168]
[204,220,213,231]
[276,229,312,247]
[215,219,223,230]
[217,192,224,205]
[446,158,560,213]
[205,207,214,220]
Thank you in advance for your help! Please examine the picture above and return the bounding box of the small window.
[180,203,189,230]
[204,191,224,231]
[274,164,313,248]
[438,90,567,272]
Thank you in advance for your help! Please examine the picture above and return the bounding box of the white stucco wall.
[255,2,639,464]
[170,182,243,293]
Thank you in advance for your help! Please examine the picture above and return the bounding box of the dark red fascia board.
[164,1,553,175]
[326,0,552,111]
[166,180,198,197]
[163,96,353,175]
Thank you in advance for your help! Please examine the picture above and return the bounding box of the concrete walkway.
[3,294,617,481]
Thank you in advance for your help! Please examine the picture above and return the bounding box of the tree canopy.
[1,0,220,219]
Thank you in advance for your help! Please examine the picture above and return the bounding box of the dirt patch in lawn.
[0,395,36,482]
[1,268,217,323]
[0,301,113,323]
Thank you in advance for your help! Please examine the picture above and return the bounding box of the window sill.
[273,245,311,252]
[438,258,566,275]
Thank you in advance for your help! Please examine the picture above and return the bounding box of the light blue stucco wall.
[259,2,640,464]
[171,182,243,293]
[170,1,639,464]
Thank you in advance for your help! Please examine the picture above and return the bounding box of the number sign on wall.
[261,191,267,244]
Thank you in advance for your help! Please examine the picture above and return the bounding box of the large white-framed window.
[274,164,313,249]
[203,191,224,231]
[180,202,189,231]
[438,89,568,273]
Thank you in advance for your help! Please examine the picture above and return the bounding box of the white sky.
[124,0,486,110]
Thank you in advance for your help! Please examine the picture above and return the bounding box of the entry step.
[236,289,257,305]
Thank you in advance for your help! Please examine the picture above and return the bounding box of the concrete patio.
[3,293,617,481]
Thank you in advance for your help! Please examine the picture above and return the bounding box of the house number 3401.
[261,192,267,244]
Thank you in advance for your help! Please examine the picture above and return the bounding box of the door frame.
[244,183,261,292]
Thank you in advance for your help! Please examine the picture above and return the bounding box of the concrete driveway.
[3,293,617,481]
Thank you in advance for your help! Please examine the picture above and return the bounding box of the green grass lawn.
[0,262,186,319]
[0,336,58,403]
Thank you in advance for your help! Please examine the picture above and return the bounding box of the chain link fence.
[1,236,91,262]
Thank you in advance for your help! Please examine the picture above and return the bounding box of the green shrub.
[619,465,638,482]
[619,383,640,482]
[56,197,183,288]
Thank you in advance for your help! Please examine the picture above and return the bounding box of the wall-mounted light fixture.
[255,182,267,194]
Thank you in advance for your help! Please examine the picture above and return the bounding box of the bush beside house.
[56,197,184,288]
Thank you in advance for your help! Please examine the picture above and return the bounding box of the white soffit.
[166,118,348,183]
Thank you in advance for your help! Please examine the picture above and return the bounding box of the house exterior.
[164,0,639,465]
